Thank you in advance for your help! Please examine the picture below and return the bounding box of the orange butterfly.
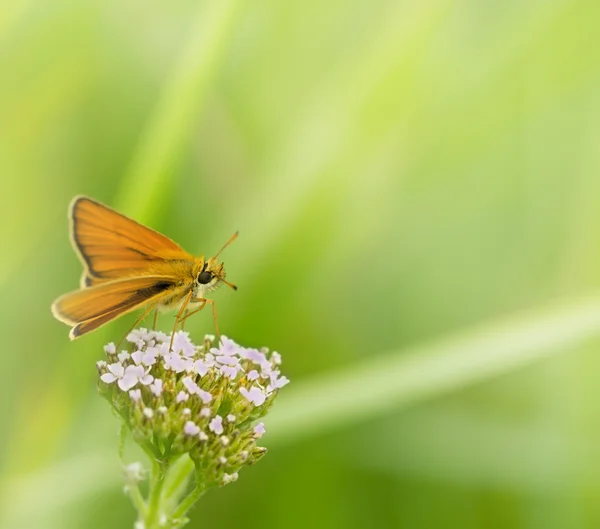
[51,196,237,347]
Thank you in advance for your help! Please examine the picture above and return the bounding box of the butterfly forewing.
[71,196,193,286]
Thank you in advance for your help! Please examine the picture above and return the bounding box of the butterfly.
[51,196,237,348]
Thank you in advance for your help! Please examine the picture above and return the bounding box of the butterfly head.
[196,257,237,294]
[195,232,239,294]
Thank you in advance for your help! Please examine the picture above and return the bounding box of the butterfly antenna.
[222,278,238,291]
[214,231,239,259]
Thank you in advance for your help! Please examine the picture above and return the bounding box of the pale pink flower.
[184,421,200,436]
[172,331,195,357]
[254,422,266,438]
[240,386,266,406]
[149,379,163,397]
[209,415,224,435]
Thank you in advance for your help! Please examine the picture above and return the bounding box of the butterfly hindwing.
[51,275,179,338]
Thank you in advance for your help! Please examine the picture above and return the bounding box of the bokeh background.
[2,0,600,528]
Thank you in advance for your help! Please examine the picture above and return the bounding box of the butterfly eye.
[198,271,213,284]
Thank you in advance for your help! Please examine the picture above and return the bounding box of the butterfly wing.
[51,275,182,339]
[70,196,193,287]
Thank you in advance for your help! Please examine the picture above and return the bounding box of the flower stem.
[170,481,206,522]
[145,459,169,528]
[162,455,195,512]
[126,483,147,518]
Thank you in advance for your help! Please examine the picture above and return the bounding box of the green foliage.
[2,1,600,528]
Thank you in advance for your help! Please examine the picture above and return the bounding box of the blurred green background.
[2,0,600,527]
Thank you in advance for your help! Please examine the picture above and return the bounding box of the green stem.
[139,459,205,529]
[126,483,147,518]
[170,482,207,522]
[145,459,169,529]
[162,456,195,512]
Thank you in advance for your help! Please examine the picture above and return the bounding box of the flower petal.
[197,389,212,403]
[184,421,200,436]
[118,374,139,391]
[100,373,117,384]
[139,374,154,385]
[209,415,224,435]
[108,362,125,378]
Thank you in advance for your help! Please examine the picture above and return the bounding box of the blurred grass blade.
[0,452,118,529]
[116,0,240,220]
[346,408,570,492]
[227,1,448,277]
[267,295,600,444]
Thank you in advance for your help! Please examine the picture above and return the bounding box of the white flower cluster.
[97,328,289,487]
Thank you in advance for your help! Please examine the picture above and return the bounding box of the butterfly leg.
[180,309,189,331]
[178,299,208,324]
[153,308,159,330]
[169,290,193,351]
[209,299,220,340]
[177,298,220,338]
[117,303,157,348]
